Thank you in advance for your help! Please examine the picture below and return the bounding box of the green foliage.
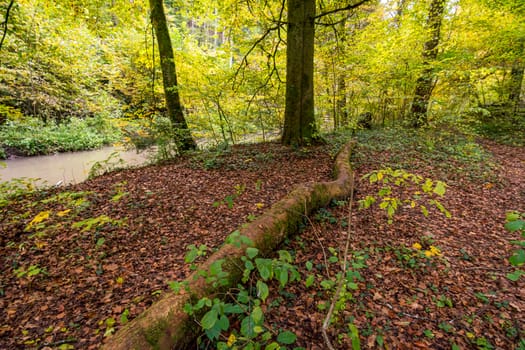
[72,215,125,233]
[213,184,246,209]
[0,117,121,157]
[0,177,39,208]
[346,127,497,186]
[505,211,525,281]
[170,233,300,348]
[360,168,450,223]
[88,152,126,179]
[13,264,47,279]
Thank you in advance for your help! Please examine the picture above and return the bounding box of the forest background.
[0,0,524,159]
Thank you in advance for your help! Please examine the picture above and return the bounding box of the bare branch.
[0,0,15,52]
[314,0,371,19]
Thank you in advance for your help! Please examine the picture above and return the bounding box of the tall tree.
[282,0,369,145]
[149,0,196,150]
[282,0,316,145]
[410,0,446,127]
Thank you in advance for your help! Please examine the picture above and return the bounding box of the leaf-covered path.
[0,143,334,349]
[263,137,525,349]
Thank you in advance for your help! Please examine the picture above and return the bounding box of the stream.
[0,147,151,187]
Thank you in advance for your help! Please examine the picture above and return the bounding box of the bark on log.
[101,140,355,350]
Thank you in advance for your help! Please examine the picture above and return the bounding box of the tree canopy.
[0,0,523,148]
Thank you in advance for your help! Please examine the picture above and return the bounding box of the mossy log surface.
[101,140,355,350]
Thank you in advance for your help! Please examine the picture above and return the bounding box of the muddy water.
[0,147,151,186]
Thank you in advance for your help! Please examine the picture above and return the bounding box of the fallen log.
[102,140,355,350]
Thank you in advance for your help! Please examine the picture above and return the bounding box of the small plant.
[111,181,129,202]
[169,231,300,348]
[505,211,525,281]
[213,184,246,209]
[88,152,125,179]
[14,264,47,279]
[360,168,450,223]
[72,215,125,232]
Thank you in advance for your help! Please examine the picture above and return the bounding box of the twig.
[314,0,370,19]
[38,338,77,349]
[322,173,355,350]
[304,212,331,277]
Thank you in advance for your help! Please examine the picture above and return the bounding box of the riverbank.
[0,117,122,160]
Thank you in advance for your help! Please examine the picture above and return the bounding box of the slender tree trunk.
[149,0,196,150]
[410,0,446,128]
[282,0,317,146]
[0,0,15,52]
[509,39,524,108]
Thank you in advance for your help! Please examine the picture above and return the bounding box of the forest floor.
[1,129,524,349]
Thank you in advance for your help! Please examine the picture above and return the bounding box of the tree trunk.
[509,39,524,107]
[282,0,317,146]
[410,0,446,128]
[149,0,196,150]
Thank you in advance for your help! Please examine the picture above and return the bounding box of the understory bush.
[0,117,122,158]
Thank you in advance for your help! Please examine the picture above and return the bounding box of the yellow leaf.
[26,211,51,230]
[57,209,72,217]
[35,241,47,249]
[255,202,265,209]
[412,242,422,250]
[227,333,236,346]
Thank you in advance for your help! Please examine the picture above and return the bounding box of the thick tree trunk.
[410,0,446,128]
[282,0,317,146]
[149,0,196,150]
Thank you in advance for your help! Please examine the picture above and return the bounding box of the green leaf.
[277,331,297,344]
[241,315,256,338]
[305,274,315,287]
[433,181,446,196]
[264,343,280,350]
[256,280,269,301]
[255,258,272,280]
[506,212,521,222]
[251,306,263,324]
[217,315,229,331]
[505,220,525,232]
[348,323,361,350]
[278,268,289,287]
[305,261,313,271]
[224,303,244,314]
[201,309,218,330]
[509,249,525,266]
[246,247,259,259]
[347,282,359,290]
[278,250,293,263]
[209,259,224,276]
[507,270,524,281]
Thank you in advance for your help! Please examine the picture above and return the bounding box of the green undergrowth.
[342,127,498,184]
[0,116,121,159]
